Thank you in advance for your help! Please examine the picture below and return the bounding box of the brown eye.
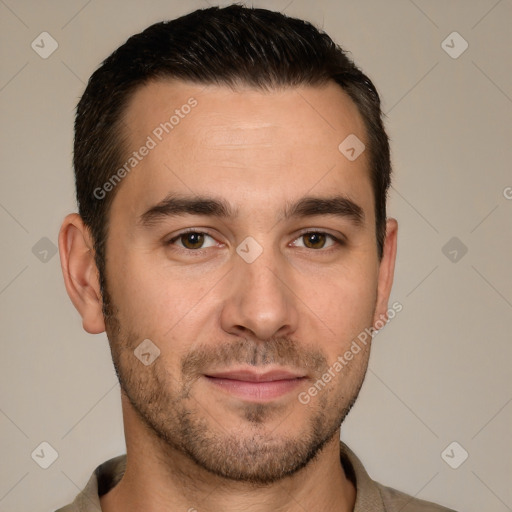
[167,231,217,250]
[291,231,340,251]
[180,232,205,249]
[302,232,327,249]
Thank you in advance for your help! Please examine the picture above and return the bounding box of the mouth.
[203,368,308,401]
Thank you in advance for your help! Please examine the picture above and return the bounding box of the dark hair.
[74,4,391,297]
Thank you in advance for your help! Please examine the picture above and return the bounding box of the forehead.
[113,78,372,223]
[122,78,367,149]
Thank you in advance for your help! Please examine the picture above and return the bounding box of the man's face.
[101,79,388,483]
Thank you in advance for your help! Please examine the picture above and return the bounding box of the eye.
[291,231,341,250]
[166,230,342,253]
[167,230,218,250]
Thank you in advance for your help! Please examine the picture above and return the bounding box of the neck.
[101,398,356,512]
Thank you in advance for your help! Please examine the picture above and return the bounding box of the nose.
[219,246,299,341]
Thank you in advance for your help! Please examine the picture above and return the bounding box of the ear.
[373,218,398,328]
[58,213,106,334]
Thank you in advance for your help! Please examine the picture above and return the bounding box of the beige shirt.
[55,441,457,511]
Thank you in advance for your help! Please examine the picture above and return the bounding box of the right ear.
[58,213,106,334]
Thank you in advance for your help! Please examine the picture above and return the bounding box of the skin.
[59,79,398,512]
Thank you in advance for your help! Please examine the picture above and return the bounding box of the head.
[59,4,397,484]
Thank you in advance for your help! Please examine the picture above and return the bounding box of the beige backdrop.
[1,1,511,511]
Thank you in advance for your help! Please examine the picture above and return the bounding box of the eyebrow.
[138,193,365,228]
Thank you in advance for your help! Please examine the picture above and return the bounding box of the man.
[57,4,456,511]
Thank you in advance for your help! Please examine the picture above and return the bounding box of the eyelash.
[165,229,344,254]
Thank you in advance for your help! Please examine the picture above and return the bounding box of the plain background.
[1,1,511,511]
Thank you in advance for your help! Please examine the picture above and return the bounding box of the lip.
[206,368,306,382]
[204,367,307,401]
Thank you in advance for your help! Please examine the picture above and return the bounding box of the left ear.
[373,218,398,327]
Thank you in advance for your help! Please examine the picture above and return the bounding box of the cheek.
[107,251,219,339]
[295,261,378,344]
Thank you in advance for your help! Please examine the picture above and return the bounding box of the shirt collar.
[65,441,384,511]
